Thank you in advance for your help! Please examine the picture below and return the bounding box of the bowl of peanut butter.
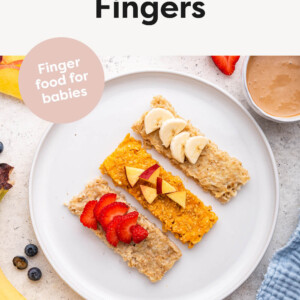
[242,56,300,122]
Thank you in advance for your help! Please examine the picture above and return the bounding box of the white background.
[1,0,300,54]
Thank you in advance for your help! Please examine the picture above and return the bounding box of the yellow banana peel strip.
[0,267,26,299]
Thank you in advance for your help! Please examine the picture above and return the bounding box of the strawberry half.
[94,193,117,222]
[211,56,240,76]
[99,202,129,231]
[80,200,98,230]
[106,216,123,247]
[116,211,139,244]
[131,225,148,244]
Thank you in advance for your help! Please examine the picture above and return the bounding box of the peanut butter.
[247,56,300,118]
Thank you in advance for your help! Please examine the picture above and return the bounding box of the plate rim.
[29,69,279,300]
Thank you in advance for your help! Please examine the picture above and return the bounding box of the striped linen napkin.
[257,218,300,299]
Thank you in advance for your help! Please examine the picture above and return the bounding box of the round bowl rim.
[242,56,300,123]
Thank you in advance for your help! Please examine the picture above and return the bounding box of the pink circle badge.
[19,38,104,123]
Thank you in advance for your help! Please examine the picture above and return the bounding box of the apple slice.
[167,191,186,208]
[157,177,176,194]
[139,164,160,185]
[140,185,157,204]
[125,166,144,187]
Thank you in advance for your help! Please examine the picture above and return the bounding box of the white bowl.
[242,56,300,123]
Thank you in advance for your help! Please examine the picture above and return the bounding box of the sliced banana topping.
[170,132,190,163]
[185,136,209,164]
[159,118,187,148]
[144,108,174,134]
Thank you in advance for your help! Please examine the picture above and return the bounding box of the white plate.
[29,71,279,300]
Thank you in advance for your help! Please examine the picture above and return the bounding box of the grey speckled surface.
[0,56,299,300]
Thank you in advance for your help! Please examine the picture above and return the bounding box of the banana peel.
[0,267,26,300]
[1,56,24,66]
[0,166,23,300]
[0,163,13,201]
[0,55,24,100]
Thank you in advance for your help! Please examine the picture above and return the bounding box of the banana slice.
[185,136,209,164]
[144,108,174,134]
[170,132,190,163]
[159,118,187,148]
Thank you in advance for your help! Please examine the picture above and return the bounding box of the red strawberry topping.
[116,211,139,244]
[80,200,98,230]
[131,225,148,243]
[211,56,240,76]
[80,193,148,247]
[106,216,123,247]
[94,193,117,222]
[99,202,129,231]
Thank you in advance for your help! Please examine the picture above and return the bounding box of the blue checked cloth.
[257,219,300,300]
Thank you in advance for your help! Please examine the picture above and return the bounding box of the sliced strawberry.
[94,193,117,222]
[131,225,148,244]
[106,216,123,247]
[116,211,139,244]
[99,202,129,231]
[80,200,98,230]
[211,56,240,76]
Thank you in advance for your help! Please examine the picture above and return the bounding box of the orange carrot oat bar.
[100,134,218,248]
[67,177,181,282]
[132,96,250,203]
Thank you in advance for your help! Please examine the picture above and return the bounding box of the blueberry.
[25,244,38,257]
[28,267,42,281]
[13,256,28,270]
[0,142,3,154]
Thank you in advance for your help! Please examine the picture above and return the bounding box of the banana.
[159,118,187,148]
[170,132,190,163]
[185,136,209,164]
[0,56,24,100]
[144,108,174,134]
[0,267,26,300]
